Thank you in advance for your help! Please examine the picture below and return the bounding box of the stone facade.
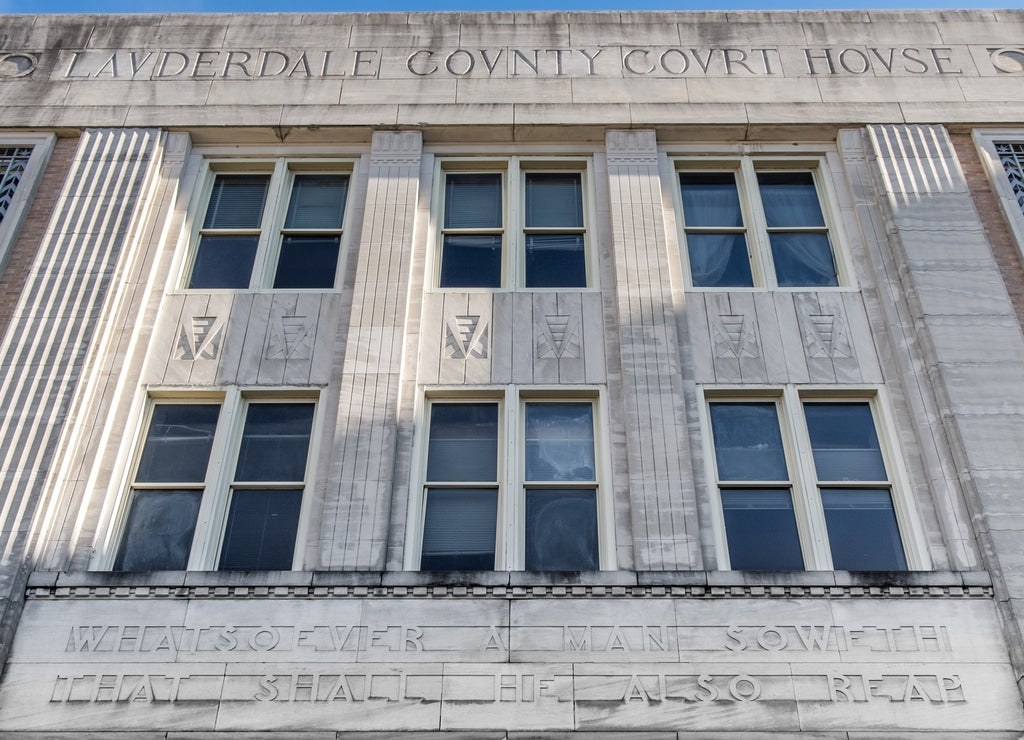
[0,10,1022,736]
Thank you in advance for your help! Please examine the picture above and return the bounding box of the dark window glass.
[679,173,752,288]
[274,236,341,289]
[203,175,270,229]
[234,403,315,482]
[188,235,259,289]
[439,235,502,288]
[525,234,586,287]
[770,233,838,287]
[114,490,202,571]
[525,489,598,571]
[686,233,753,288]
[758,171,836,286]
[284,174,348,230]
[135,404,219,483]
[721,489,804,570]
[757,172,825,228]
[420,488,498,570]
[426,403,499,482]
[444,173,502,229]
[804,403,887,481]
[219,489,302,570]
[710,403,788,481]
[524,403,595,482]
[679,172,744,228]
[525,173,583,228]
[822,489,907,570]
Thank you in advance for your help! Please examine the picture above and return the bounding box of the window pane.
[525,403,595,482]
[525,489,599,571]
[804,403,887,481]
[822,489,907,570]
[721,489,804,570]
[444,173,502,229]
[439,235,502,288]
[218,489,302,570]
[114,490,202,571]
[679,172,744,227]
[203,174,269,229]
[420,488,497,570]
[135,404,220,483]
[757,172,825,228]
[710,403,788,481]
[426,403,498,482]
[234,403,315,482]
[284,174,348,229]
[273,235,340,289]
[188,235,258,289]
[687,233,753,287]
[525,234,586,288]
[525,172,583,228]
[769,233,838,287]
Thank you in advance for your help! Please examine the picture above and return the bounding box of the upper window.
[706,389,916,571]
[436,159,591,289]
[677,159,841,289]
[0,147,33,226]
[186,161,351,290]
[996,142,1024,219]
[413,393,606,571]
[109,393,316,571]
[0,134,55,279]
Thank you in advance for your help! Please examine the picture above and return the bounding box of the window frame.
[405,387,614,571]
[974,130,1024,265]
[672,154,854,291]
[700,385,928,571]
[431,157,597,291]
[0,133,56,279]
[180,157,356,292]
[94,388,321,572]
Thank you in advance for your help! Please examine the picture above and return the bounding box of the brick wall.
[951,133,1024,328]
[0,135,78,339]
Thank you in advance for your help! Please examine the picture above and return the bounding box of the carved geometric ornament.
[266,314,314,360]
[803,313,853,360]
[537,314,581,360]
[712,313,760,360]
[445,315,488,360]
[175,315,224,361]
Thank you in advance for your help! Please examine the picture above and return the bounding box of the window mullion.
[741,158,773,288]
[782,388,832,569]
[190,390,243,570]
[255,159,290,289]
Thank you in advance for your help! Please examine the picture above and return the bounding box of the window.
[186,160,351,290]
[110,394,316,571]
[706,389,914,571]
[996,142,1024,219]
[436,159,591,289]
[413,394,606,571]
[0,134,55,278]
[677,158,841,288]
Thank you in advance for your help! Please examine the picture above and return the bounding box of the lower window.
[111,394,316,571]
[415,394,605,571]
[706,390,913,571]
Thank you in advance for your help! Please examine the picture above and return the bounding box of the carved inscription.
[724,624,952,653]
[66,624,425,653]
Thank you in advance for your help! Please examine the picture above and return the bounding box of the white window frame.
[92,388,321,572]
[180,156,357,292]
[670,152,854,291]
[0,133,56,278]
[699,385,929,571]
[430,157,598,291]
[404,387,615,571]
[974,129,1024,264]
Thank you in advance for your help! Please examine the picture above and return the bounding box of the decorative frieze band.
[27,583,994,600]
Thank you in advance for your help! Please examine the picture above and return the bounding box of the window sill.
[31,569,988,590]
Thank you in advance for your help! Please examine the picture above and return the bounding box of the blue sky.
[11,0,1024,14]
